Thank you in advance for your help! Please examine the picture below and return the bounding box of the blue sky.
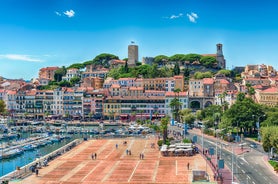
[1,0,278,80]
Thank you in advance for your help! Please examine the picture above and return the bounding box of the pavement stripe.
[60,162,86,181]
[81,161,102,182]
[101,160,120,182]
[152,160,159,182]
[176,160,178,175]
[128,160,141,182]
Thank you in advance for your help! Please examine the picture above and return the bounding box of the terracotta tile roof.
[220,79,229,84]
[165,91,187,97]
[40,67,59,71]
[7,90,16,95]
[261,87,278,93]
[129,87,144,90]
[203,78,214,84]
[111,84,120,88]
[173,75,183,79]
[26,90,37,96]
[253,85,263,89]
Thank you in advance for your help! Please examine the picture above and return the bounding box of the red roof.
[40,67,59,71]
[129,87,144,90]
[261,87,278,93]
[165,91,187,97]
[220,79,229,84]
[203,78,214,84]
[111,84,120,88]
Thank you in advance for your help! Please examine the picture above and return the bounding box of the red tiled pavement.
[10,136,216,184]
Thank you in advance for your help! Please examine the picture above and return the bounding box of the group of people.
[91,153,97,160]
[126,149,131,155]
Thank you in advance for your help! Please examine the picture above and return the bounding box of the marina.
[0,120,153,177]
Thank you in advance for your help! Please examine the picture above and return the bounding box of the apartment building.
[103,95,165,121]
[39,67,59,81]
[255,87,278,107]
[62,68,81,81]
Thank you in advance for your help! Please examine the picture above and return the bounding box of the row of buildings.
[0,72,239,121]
[1,64,278,121]
[1,42,278,121]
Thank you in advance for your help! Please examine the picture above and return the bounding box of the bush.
[157,140,163,147]
[269,160,278,172]
[183,138,191,143]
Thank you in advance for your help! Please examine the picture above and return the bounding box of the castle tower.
[128,43,138,66]
[216,43,226,69]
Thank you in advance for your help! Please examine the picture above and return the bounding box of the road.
[188,133,278,184]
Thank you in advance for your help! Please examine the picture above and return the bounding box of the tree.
[183,53,202,63]
[261,126,278,152]
[54,66,67,82]
[196,110,203,121]
[221,96,265,135]
[194,71,213,79]
[169,54,187,62]
[153,55,169,65]
[179,109,195,126]
[200,105,222,128]
[173,62,180,75]
[217,69,231,77]
[67,63,85,69]
[170,96,182,123]
[262,106,278,126]
[160,116,170,144]
[84,53,119,68]
[0,100,6,114]
[70,76,81,86]
[124,60,129,73]
[200,56,217,68]
[246,83,255,97]
[59,80,71,87]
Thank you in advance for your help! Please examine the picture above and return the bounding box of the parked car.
[249,142,257,148]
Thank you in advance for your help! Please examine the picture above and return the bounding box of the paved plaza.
[10,136,214,184]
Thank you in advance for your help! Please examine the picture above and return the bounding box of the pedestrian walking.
[35,169,39,176]
[129,150,131,155]
[142,153,144,160]
[126,149,129,155]
[91,153,94,160]
[139,153,142,159]
[187,162,190,170]
[116,144,118,149]
[95,153,97,159]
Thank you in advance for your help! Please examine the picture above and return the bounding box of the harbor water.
[0,124,125,177]
[0,134,81,177]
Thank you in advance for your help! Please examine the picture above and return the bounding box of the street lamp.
[253,114,265,142]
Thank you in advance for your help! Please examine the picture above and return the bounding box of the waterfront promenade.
[10,136,214,184]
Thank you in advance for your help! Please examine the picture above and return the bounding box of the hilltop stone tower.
[128,43,138,66]
[216,43,226,69]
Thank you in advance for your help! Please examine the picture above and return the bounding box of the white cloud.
[63,10,75,18]
[55,11,62,16]
[0,54,43,62]
[164,13,183,19]
[187,12,198,23]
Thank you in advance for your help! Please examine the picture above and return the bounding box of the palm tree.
[160,116,170,144]
[170,98,182,122]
